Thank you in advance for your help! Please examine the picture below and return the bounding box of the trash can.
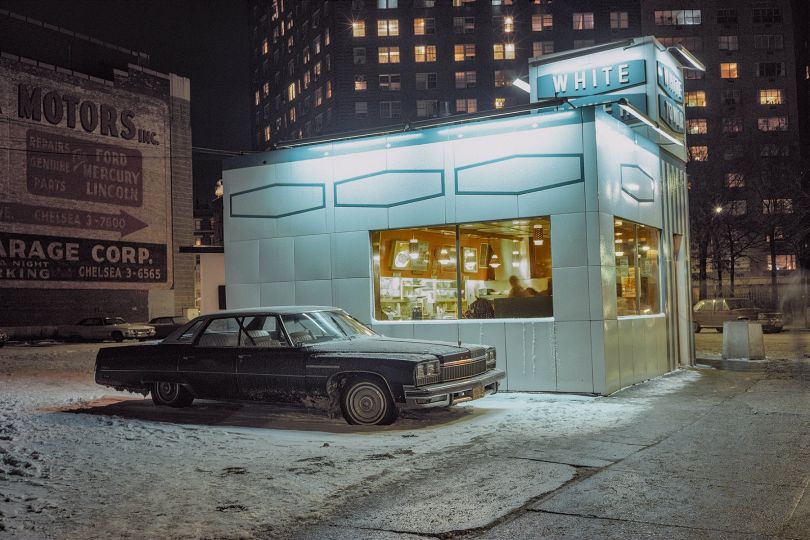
[722,321,765,360]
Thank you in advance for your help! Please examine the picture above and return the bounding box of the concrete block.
[722,321,765,360]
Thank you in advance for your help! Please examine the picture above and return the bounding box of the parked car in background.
[95,306,505,425]
[148,316,189,339]
[0,329,7,347]
[60,317,156,342]
[693,298,784,333]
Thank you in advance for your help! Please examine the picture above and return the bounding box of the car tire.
[151,382,194,407]
[112,331,125,342]
[340,377,397,426]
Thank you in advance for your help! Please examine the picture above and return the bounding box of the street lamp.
[714,206,723,214]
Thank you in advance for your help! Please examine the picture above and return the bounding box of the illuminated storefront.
[222,37,696,394]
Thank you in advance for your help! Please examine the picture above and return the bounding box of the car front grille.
[441,355,487,382]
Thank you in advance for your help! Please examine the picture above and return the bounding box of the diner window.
[415,45,437,62]
[760,89,783,105]
[371,217,553,321]
[720,63,738,79]
[378,19,399,36]
[687,118,707,134]
[614,219,661,316]
[352,21,365,37]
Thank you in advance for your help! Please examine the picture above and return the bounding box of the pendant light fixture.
[409,237,420,260]
[511,239,521,268]
[533,225,544,246]
[489,253,501,268]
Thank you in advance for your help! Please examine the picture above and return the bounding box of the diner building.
[223,37,695,394]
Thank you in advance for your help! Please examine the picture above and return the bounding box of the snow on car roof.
[207,306,341,317]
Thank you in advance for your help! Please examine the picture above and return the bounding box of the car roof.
[204,306,341,317]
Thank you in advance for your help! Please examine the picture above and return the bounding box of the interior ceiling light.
[489,253,501,268]
[533,225,544,246]
[409,238,419,260]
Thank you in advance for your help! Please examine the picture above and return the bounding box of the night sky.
[0,0,252,204]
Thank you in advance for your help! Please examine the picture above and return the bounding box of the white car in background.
[59,317,156,342]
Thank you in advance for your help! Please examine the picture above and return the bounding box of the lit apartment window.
[313,35,321,54]
[380,100,402,119]
[532,41,554,57]
[757,62,785,77]
[688,146,708,161]
[722,117,743,133]
[456,98,477,113]
[354,47,366,65]
[503,16,514,33]
[262,39,269,55]
[287,83,296,101]
[654,10,702,25]
[352,20,365,37]
[453,16,475,33]
[685,90,706,107]
[725,173,745,188]
[718,36,738,50]
[379,73,401,91]
[764,199,793,214]
[531,14,553,31]
[754,34,784,50]
[686,118,707,134]
[752,7,781,23]
[254,90,261,106]
[325,28,330,45]
[264,126,271,142]
[758,116,788,132]
[355,101,368,118]
[314,87,323,106]
[416,99,439,118]
[610,11,629,29]
[720,63,738,79]
[303,46,311,64]
[262,82,270,95]
[303,71,311,89]
[415,45,437,62]
[378,46,401,63]
[326,80,332,98]
[414,18,435,35]
[452,0,475,5]
[573,12,594,30]
[354,75,367,91]
[455,71,477,88]
[454,44,476,61]
[494,97,506,109]
[377,0,398,8]
[415,72,438,89]
[493,43,515,60]
[717,8,737,24]
[768,255,797,272]
[759,89,784,105]
[289,106,297,123]
[494,70,508,87]
[378,19,399,36]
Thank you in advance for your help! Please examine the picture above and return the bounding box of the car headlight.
[415,360,440,385]
[486,349,496,369]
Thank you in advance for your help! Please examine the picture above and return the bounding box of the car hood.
[304,336,486,360]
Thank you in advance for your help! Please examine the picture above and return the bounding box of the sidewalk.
[300,361,810,539]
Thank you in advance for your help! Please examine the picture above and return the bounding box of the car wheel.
[111,331,125,342]
[340,377,397,426]
[151,382,194,407]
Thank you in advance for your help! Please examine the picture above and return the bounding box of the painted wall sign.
[656,62,684,103]
[537,59,646,98]
[658,94,685,134]
[26,130,144,207]
[0,232,166,282]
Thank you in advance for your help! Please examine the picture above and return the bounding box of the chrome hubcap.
[348,383,386,424]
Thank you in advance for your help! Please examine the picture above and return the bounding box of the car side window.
[196,318,240,347]
[176,320,206,343]
[240,316,286,348]
[694,301,705,312]
[717,300,728,311]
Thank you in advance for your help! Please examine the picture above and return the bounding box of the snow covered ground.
[0,342,701,539]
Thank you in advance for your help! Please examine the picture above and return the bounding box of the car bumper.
[403,369,505,408]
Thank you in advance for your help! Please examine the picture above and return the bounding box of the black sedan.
[95,307,505,425]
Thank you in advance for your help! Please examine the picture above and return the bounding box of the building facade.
[0,10,194,325]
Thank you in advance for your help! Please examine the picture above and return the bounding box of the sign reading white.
[537,60,646,98]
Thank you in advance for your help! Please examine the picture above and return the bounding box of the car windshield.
[104,317,126,325]
[281,310,376,345]
[726,299,753,310]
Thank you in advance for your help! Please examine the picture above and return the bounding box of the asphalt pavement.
[299,360,810,539]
